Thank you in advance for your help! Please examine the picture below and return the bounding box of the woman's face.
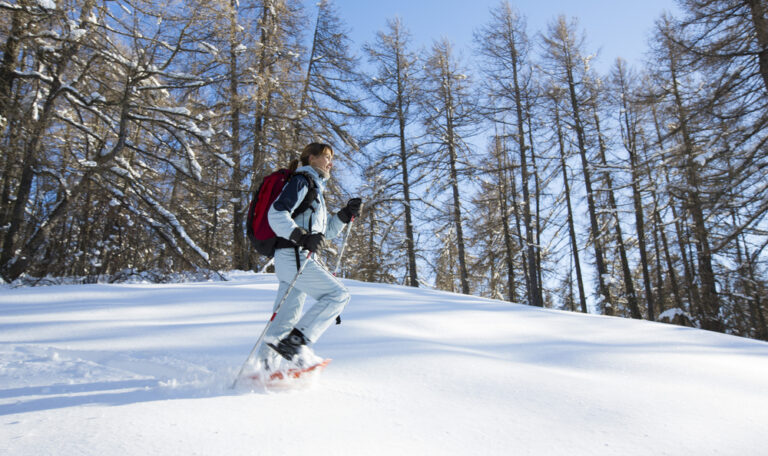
[309,148,334,175]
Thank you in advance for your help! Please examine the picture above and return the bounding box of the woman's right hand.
[290,227,326,252]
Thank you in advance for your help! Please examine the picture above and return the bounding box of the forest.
[1,0,767,341]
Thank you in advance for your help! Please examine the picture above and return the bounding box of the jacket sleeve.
[268,175,309,240]
[325,213,346,240]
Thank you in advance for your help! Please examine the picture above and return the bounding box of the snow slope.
[2,271,768,455]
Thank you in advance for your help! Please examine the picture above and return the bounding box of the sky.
[310,1,685,290]
[328,0,681,74]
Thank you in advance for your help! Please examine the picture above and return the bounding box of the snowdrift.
[2,271,768,455]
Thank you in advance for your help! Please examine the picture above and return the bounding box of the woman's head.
[300,142,333,166]
[290,142,334,177]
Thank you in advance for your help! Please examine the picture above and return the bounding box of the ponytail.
[288,159,300,172]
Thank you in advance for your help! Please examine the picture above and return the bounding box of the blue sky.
[329,0,680,73]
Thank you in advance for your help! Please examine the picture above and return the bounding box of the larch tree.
[544,84,588,313]
[420,38,479,295]
[541,16,614,313]
[363,18,422,287]
[475,1,542,306]
[293,0,366,152]
[649,16,722,331]
[611,58,657,321]
[587,76,643,320]
[0,0,221,282]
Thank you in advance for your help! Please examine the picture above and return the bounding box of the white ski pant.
[257,248,350,359]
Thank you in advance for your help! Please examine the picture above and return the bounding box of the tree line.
[1,0,767,340]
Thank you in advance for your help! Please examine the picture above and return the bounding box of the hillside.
[2,272,768,455]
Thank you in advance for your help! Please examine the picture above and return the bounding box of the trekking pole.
[231,250,313,389]
[333,203,363,276]
[332,204,362,325]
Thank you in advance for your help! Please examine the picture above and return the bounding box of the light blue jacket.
[267,165,346,245]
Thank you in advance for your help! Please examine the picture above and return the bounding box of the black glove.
[289,227,326,252]
[338,198,362,223]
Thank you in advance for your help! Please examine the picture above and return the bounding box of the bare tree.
[649,16,722,330]
[542,16,614,313]
[293,0,366,152]
[467,140,519,301]
[363,18,422,287]
[611,58,657,320]
[420,38,479,295]
[545,85,588,313]
[475,2,542,306]
[0,0,221,281]
[588,77,643,320]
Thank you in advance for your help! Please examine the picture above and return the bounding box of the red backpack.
[246,169,317,257]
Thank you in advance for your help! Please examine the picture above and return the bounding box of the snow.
[35,0,56,10]
[89,92,106,103]
[214,152,236,167]
[78,159,97,168]
[659,307,692,321]
[157,106,191,116]
[182,144,203,181]
[2,272,768,455]
[198,42,219,55]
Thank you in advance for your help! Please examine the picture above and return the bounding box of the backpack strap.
[274,172,320,252]
[290,172,318,218]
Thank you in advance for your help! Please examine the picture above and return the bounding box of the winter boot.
[268,328,309,362]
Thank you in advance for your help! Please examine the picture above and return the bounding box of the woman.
[257,142,362,370]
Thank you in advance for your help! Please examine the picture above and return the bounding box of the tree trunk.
[509,163,530,301]
[527,108,543,306]
[594,110,642,319]
[2,79,132,282]
[229,0,246,270]
[616,67,656,320]
[628,143,655,320]
[0,8,24,232]
[251,0,275,186]
[495,136,516,303]
[650,206,666,314]
[0,76,62,271]
[746,0,768,94]
[648,104,686,313]
[509,40,540,306]
[447,130,470,294]
[397,67,418,286]
[565,64,613,313]
[442,67,470,294]
[293,1,323,145]
[553,95,587,313]
[668,50,722,331]
[0,4,24,126]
